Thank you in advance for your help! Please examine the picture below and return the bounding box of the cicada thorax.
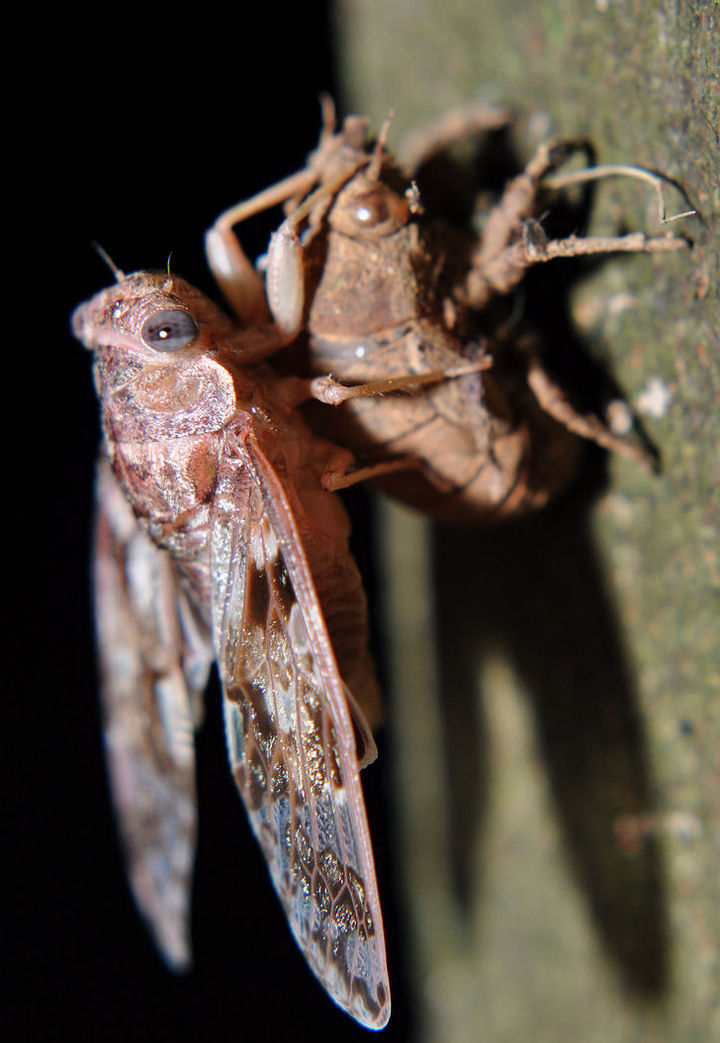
[94,345,231,563]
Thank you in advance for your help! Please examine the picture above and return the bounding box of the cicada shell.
[72,270,390,1029]
[207,104,689,524]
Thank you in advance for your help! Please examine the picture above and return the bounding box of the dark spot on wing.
[247,560,270,628]
[270,554,296,620]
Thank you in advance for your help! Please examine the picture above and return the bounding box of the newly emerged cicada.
[72,268,390,1029]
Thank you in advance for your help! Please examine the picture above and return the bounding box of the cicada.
[71,267,390,1029]
[206,103,691,523]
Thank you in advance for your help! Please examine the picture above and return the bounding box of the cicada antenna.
[318,93,337,141]
[367,109,394,181]
[92,242,125,282]
[163,254,175,293]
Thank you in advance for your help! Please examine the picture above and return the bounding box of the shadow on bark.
[432,471,669,996]
[424,129,669,997]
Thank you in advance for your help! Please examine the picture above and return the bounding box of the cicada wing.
[209,434,390,1029]
[94,458,213,970]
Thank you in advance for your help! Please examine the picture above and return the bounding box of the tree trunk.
[335,3,719,1040]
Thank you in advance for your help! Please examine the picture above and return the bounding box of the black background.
[9,8,413,1041]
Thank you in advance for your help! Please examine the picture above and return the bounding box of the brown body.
[86,276,375,693]
[297,139,582,522]
[72,271,390,1029]
[208,110,687,524]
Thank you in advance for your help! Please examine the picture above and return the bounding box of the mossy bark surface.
[335,3,719,1040]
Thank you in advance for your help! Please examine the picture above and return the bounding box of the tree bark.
[335,3,719,1040]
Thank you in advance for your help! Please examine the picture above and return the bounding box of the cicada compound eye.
[141,309,199,352]
[333,184,410,239]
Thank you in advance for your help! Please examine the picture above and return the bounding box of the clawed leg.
[205,166,320,326]
[399,101,512,174]
[308,357,492,406]
[524,346,656,471]
[206,158,368,341]
[462,142,693,309]
[322,446,461,494]
[311,357,493,490]
[465,223,689,309]
[474,141,565,269]
[321,450,432,492]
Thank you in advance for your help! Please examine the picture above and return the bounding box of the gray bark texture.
[334,2,719,1041]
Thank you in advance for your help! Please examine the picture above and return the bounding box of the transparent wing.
[209,430,390,1029]
[94,458,213,969]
